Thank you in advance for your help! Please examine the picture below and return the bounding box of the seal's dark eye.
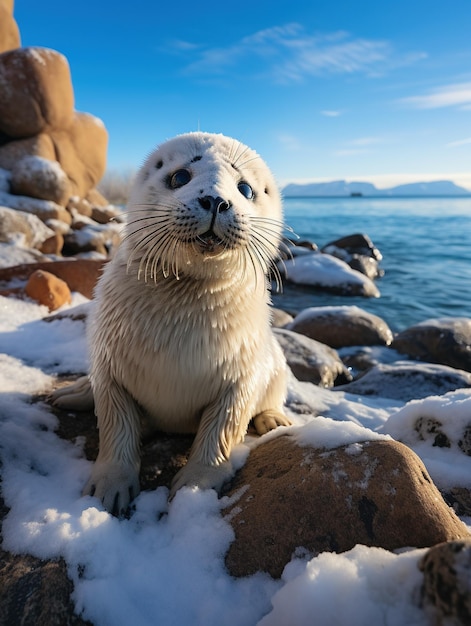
[169,169,192,189]
[238,181,253,199]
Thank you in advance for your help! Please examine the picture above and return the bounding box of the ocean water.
[272,196,471,333]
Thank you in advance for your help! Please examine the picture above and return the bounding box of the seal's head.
[124,132,284,282]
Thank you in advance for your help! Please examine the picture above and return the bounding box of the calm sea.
[272,196,471,333]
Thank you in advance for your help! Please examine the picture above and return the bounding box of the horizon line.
[278,175,471,192]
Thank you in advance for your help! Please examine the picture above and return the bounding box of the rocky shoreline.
[2,3,471,623]
[1,252,471,624]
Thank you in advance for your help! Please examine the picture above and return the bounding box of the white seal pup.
[52,132,291,514]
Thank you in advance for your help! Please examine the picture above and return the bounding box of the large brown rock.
[10,155,71,205]
[334,361,471,401]
[224,435,469,578]
[0,549,90,626]
[67,196,93,218]
[0,259,106,299]
[392,317,471,372]
[40,230,64,255]
[25,269,71,311]
[0,1,20,55]
[420,540,471,625]
[0,133,56,171]
[86,187,110,208]
[287,305,393,348]
[0,206,55,248]
[0,0,15,12]
[51,112,108,197]
[0,47,75,137]
[0,189,72,224]
[274,327,352,387]
[90,204,122,224]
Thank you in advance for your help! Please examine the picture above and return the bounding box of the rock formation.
[285,305,394,348]
[223,436,469,578]
[274,327,352,386]
[0,0,20,55]
[392,317,471,372]
[420,540,471,624]
[321,232,384,280]
[0,1,122,262]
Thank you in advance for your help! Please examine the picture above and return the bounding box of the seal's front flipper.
[252,410,292,436]
[49,375,94,411]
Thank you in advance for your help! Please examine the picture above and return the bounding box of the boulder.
[335,361,471,401]
[0,259,106,299]
[289,239,318,252]
[0,125,109,204]
[0,206,55,248]
[338,345,404,377]
[0,189,71,225]
[90,204,122,224]
[0,0,20,55]
[223,435,469,578]
[10,155,71,205]
[0,133,56,171]
[383,390,471,460]
[322,233,382,260]
[0,47,74,137]
[51,112,108,197]
[67,196,93,218]
[274,327,352,387]
[25,269,71,311]
[86,187,110,208]
[279,251,380,297]
[0,242,45,267]
[443,487,471,517]
[392,317,471,372]
[39,231,64,255]
[0,549,88,626]
[322,233,384,280]
[62,229,108,257]
[64,212,121,257]
[420,540,471,625]
[286,305,393,348]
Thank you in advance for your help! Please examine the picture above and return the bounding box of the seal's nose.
[198,196,230,215]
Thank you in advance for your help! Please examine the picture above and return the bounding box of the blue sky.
[13,0,471,189]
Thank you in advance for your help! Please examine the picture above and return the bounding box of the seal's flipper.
[49,375,94,411]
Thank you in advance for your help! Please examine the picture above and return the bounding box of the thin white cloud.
[400,82,471,109]
[175,24,425,83]
[320,110,342,117]
[446,137,471,148]
[333,148,368,157]
[167,39,201,52]
[333,136,385,156]
[349,136,384,146]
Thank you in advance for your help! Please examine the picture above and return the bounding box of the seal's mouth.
[196,230,225,254]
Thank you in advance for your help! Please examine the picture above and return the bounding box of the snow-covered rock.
[279,250,380,297]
